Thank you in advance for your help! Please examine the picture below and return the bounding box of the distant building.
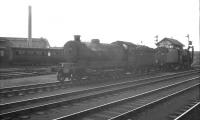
[0,37,50,48]
[156,37,184,49]
[50,47,63,49]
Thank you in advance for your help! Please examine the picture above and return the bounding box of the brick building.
[156,37,184,49]
[0,37,50,48]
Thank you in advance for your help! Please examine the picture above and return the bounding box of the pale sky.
[0,0,199,50]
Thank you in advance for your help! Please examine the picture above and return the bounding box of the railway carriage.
[0,47,65,66]
[0,47,8,65]
[11,47,65,65]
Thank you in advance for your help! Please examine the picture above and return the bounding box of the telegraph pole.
[186,34,192,49]
[186,34,194,69]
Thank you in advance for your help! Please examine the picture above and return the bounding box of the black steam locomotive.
[57,35,193,82]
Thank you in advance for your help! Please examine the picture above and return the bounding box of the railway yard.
[0,69,199,120]
[1,35,199,120]
[1,1,199,119]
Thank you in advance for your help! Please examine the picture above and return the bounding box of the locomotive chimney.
[74,35,81,42]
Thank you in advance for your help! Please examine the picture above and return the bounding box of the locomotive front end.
[57,35,81,82]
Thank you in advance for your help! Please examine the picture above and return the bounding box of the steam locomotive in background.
[57,35,194,82]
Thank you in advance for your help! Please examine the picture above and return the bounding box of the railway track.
[0,71,55,80]
[0,69,199,120]
[0,71,162,98]
[55,77,199,120]
[0,70,197,98]
[168,99,200,120]
[0,81,65,98]
[0,67,56,80]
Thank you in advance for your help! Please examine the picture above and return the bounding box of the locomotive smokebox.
[74,35,81,42]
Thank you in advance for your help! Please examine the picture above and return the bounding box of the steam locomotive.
[57,35,193,82]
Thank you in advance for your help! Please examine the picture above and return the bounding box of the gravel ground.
[0,72,174,89]
[1,72,174,105]
[26,74,200,120]
[0,74,57,88]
